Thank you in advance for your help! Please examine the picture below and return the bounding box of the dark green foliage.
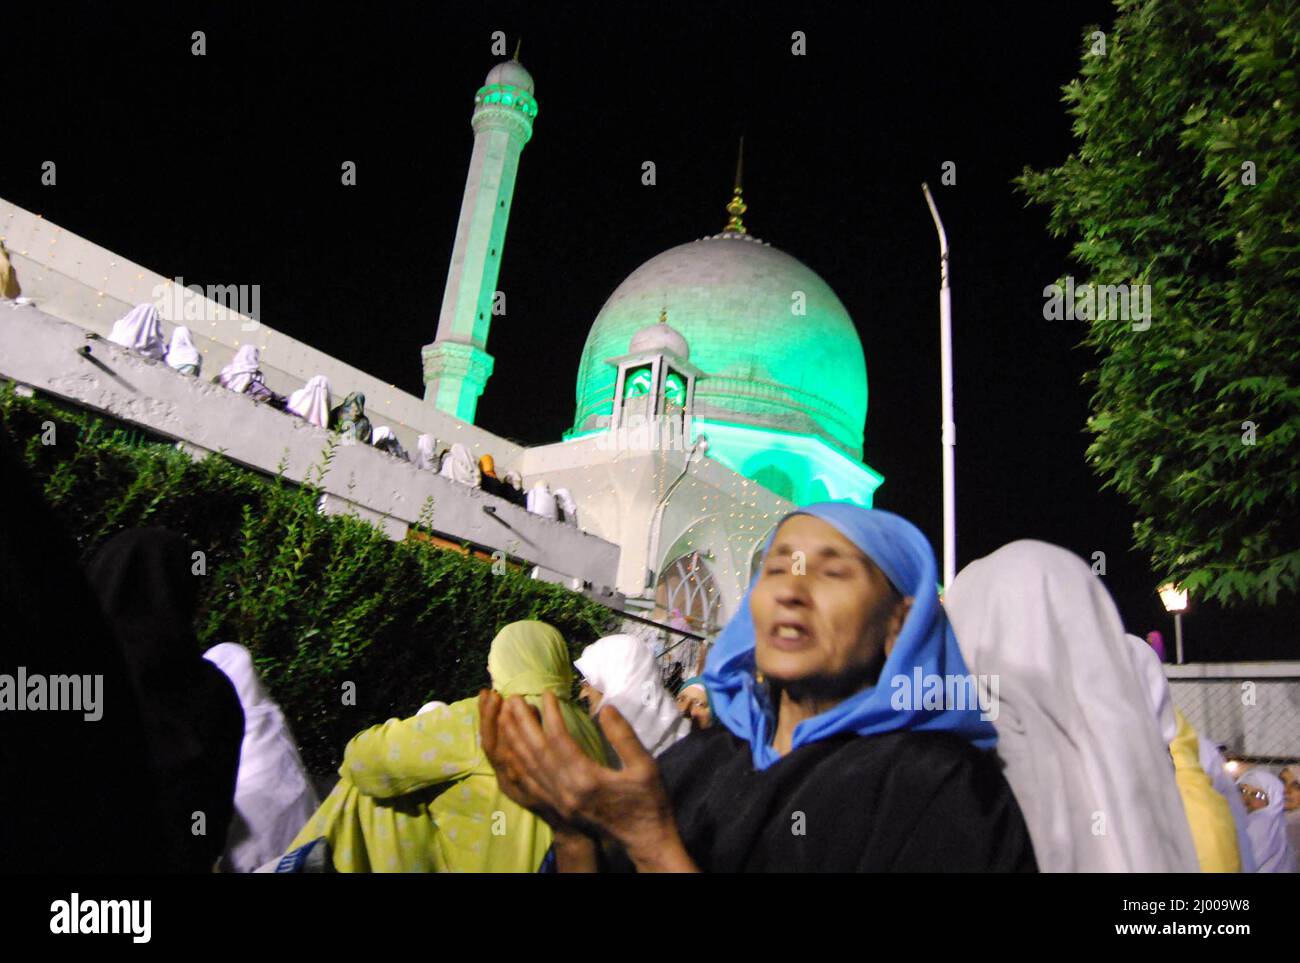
[1,385,617,774]
[1017,0,1300,606]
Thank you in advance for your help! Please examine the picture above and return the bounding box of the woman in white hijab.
[944,540,1200,872]
[574,634,690,760]
[165,325,202,377]
[414,434,440,472]
[554,488,579,527]
[203,642,320,873]
[371,426,408,461]
[1235,768,1297,872]
[219,344,262,394]
[287,375,331,428]
[108,304,166,360]
[526,479,558,520]
[439,443,480,486]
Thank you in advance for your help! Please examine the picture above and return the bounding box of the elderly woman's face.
[675,685,711,729]
[1282,768,1300,812]
[750,515,912,697]
[1239,782,1270,812]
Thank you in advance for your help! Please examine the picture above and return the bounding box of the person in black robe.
[86,528,245,873]
[481,502,1036,872]
[0,429,168,872]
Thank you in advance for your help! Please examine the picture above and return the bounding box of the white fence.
[1167,662,1300,766]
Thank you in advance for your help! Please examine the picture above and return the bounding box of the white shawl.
[554,487,578,527]
[219,344,262,394]
[414,434,439,471]
[574,634,690,759]
[165,325,201,372]
[526,480,558,520]
[287,375,331,428]
[1126,635,1177,744]
[439,443,480,485]
[107,304,166,360]
[203,643,320,873]
[944,540,1200,872]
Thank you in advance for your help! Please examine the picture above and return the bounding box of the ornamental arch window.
[655,550,720,633]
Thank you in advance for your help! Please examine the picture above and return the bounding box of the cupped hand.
[498,690,680,859]
[478,689,570,831]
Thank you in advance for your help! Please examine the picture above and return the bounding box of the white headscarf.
[414,434,439,471]
[1199,738,1258,872]
[526,480,558,520]
[554,487,578,527]
[1236,768,1297,872]
[438,443,479,485]
[1126,635,1177,744]
[107,304,166,360]
[574,635,690,759]
[944,540,1200,872]
[165,325,201,372]
[287,375,331,428]
[417,700,448,716]
[219,344,262,394]
[203,643,320,873]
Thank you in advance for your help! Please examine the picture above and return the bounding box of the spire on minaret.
[513,36,522,62]
[723,136,748,234]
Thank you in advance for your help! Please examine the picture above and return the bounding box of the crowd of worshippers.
[6,397,1298,874]
[104,304,579,525]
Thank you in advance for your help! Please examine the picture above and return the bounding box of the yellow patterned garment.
[289,622,608,872]
[1170,708,1241,873]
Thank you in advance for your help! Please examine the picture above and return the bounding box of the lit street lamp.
[1158,582,1189,665]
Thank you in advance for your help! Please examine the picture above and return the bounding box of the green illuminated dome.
[571,233,869,459]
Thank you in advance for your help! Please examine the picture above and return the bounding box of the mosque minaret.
[422,44,537,422]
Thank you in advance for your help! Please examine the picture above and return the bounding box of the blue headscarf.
[702,503,996,770]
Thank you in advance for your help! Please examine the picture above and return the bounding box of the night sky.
[4,1,1292,658]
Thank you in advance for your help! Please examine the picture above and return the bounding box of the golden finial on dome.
[659,305,669,324]
[724,137,747,234]
[513,37,522,62]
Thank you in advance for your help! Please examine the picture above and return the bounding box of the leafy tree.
[1017,0,1299,605]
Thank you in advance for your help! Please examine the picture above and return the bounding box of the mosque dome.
[571,232,869,459]
[484,60,534,94]
[628,316,690,361]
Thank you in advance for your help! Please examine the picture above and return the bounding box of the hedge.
[0,383,618,775]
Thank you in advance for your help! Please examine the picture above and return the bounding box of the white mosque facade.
[0,56,884,662]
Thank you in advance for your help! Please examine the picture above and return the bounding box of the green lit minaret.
[422,44,537,421]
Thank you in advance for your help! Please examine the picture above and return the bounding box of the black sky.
[4,1,1293,658]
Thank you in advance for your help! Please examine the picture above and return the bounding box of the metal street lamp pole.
[1174,611,1184,665]
[922,183,956,590]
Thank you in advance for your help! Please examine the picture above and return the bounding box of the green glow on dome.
[689,419,883,508]
[571,238,868,460]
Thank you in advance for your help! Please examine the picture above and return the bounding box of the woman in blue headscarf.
[481,504,1037,872]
